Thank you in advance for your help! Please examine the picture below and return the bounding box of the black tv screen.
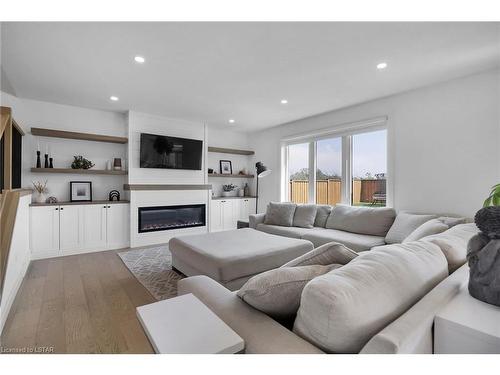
[140,133,203,170]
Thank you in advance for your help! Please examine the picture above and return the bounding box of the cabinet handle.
[108,206,111,208]
[60,207,64,211]
[104,205,107,208]
[55,207,59,210]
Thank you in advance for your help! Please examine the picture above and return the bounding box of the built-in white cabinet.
[210,198,256,232]
[59,205,82,252]
[30,202,130,259]
[30,205,60,254]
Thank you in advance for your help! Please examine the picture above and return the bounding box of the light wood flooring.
[0,249,156,353]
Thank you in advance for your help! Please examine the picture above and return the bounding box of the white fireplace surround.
[130,189,210,248]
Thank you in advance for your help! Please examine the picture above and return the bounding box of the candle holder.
[36,151,41,168]
[44,154,49,168]
[49,158,54,168]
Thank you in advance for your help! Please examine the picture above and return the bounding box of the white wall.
[0,194,31,334]
[1,91,128,201]
[249,69,500,217]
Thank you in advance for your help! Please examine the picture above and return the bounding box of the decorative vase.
[238,188,244,197]
[34,192,46,204]
[467,206,500,306]
[221,191,232,197]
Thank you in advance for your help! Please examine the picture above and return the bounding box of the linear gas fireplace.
[138,204,206,233]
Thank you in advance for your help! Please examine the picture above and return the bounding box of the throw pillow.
[237,264,340,319]
[314,205,332,227]
[385,212,436,244]
[282,241,358,267]
[403,219,449,243]
[293,204,318,228]
[264,202,297,227]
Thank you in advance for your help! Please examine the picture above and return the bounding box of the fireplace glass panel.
[138,204,206,233]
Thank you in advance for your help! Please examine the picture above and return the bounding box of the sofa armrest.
[360,264,469,354]
[178,276,323,354]
[249,213,266,229]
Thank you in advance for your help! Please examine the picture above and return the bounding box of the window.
[287,143,309,204]
[352,130,387,206]
[315,137,342,205]
[285,124,387,207]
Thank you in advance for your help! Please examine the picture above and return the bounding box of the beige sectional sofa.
[250,204,396,251]
[178,223,478,354]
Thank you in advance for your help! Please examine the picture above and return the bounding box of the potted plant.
[32,180,48,203]
[221,183,237,197]
[467,184,500,306]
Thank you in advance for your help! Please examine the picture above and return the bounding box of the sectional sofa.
[177,203,477,354]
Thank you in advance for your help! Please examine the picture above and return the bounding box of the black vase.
[44,154,49,168]
[36,151,41,168]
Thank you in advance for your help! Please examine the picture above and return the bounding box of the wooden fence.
[289,179,386,205]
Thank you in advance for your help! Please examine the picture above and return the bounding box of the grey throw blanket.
[467,233,500,306]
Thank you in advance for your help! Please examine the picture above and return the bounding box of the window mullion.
[341,135,352,205]
[308,141,316,203]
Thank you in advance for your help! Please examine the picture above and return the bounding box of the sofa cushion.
[237,264,340,319]
[256,223,313,239]
[302,228,386,252]
[421,223,479,273]
[293,204,318,228]
[264,202,297,227]
[437,216,467,228]
[293,241,448,353]
[325,205,396,236]
[385,212,436,244]
[314,205,332,227]
[403,219,449,243]
[282,242,358,267]
[169,228,313,283]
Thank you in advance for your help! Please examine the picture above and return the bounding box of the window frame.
[281,116,390,207]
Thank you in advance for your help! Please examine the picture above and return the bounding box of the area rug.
[118,245,184,300]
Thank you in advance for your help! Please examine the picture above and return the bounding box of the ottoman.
[169,228,314,290]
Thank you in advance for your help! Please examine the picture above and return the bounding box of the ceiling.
[1,22,499,131]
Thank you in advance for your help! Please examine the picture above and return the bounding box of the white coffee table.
[137,293,245,354]
[434,281,500,354]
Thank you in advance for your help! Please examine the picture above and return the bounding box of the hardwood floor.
[0,249,156,353]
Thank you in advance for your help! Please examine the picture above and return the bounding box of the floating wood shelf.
[31,127,128,144]
[31,168,127,175]
[207,146,254,156]
[208,173,254,178]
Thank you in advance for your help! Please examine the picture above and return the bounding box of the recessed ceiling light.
[228,119,235,124]
[376,62,388,70]
[280,99,288,104]
[134,56,145,63]
[110,96,119,101]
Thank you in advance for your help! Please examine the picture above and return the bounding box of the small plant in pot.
[71,155,95,170]
[221,183,237,197]
[466,184,500,306]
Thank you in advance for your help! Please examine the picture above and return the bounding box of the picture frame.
[70,181,93,202]
[219,160,233,175]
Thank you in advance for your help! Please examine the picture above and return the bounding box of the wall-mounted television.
[140,133,203,170]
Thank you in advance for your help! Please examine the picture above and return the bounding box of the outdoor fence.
[289,179,386,205]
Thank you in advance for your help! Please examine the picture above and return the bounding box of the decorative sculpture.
[467,206,500,306]
[108,190,120,201]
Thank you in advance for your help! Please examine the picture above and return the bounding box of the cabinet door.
[222,200,236,230]
[210,200,224,232]
[247,198,257,215]
[59,205,83,252]
[239,199,250,220]
[82,204,107,251]
[106,204,130,249]
[30,206,60,254]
